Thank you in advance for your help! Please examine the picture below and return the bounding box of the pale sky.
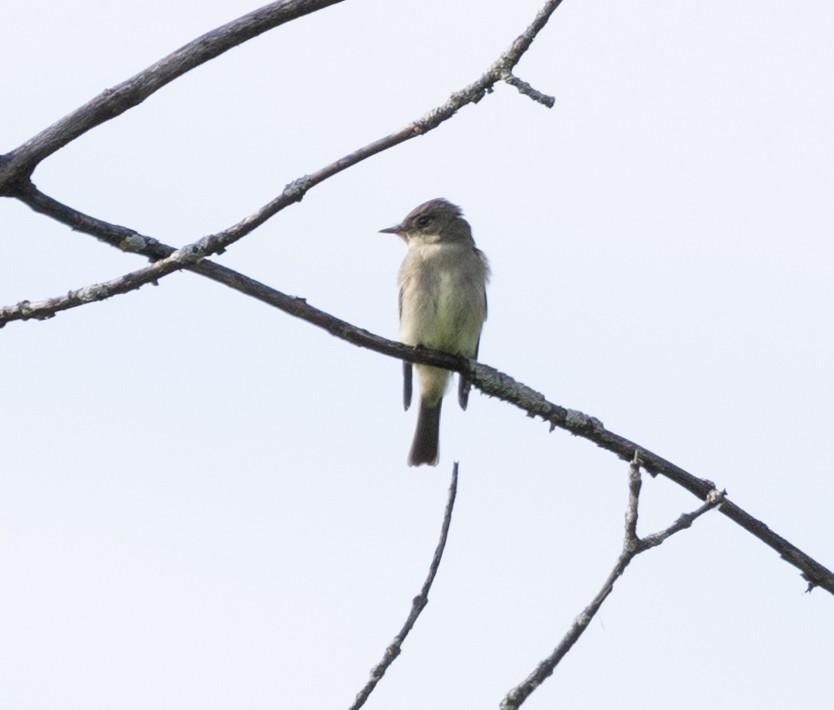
[2,2,833,708]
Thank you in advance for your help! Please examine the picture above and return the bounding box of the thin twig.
[640,488,725,551]
[348,463,459,710]
[500,454,723,709]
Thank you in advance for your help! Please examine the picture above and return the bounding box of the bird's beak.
[379,224,402,235]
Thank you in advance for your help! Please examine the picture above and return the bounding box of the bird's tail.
[409,398,442,466]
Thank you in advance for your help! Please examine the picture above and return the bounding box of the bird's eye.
[416,215,432,228]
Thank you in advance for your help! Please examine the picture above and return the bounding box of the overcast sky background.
[2,1,833,708]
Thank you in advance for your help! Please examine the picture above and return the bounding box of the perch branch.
[1,202,832,596]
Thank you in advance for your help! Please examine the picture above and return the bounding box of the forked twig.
[500,452,723,709]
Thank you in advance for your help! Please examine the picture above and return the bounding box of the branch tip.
[503,73,556,108]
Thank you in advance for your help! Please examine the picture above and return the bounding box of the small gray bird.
[380,198,490,466]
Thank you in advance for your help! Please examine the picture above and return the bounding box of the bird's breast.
[398,244,486,355]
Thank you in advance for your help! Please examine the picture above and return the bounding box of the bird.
[380,198,490,466]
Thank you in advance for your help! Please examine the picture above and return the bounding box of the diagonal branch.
[348,463,459,710]
[2,240,830,597]
[1,183,832,594]
[500,453,723,709]
[0,0,347,191]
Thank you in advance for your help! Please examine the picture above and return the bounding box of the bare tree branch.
[2,1,826,705]
[1,0,828,632]
[0,0,347,191]
[348,463,459,710]
[2,190,831,596]
[500,453,723,709]
[2,0,562,319]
